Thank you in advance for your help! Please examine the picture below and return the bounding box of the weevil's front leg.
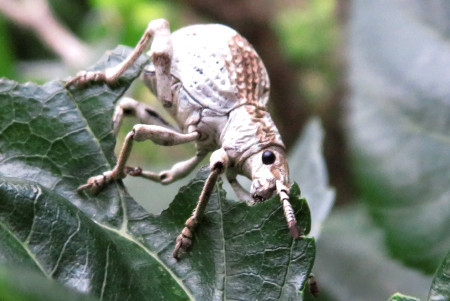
[173,148,229,259]
[126,150,207,184]
[113,97,177,134]
[78,125,198,194]
[66,19,172,104]
[226,170,253,203]
[276,181,301,238]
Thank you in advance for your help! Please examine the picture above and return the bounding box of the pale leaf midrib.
[97,222,196,300]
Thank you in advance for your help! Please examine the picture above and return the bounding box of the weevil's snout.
[250,178,276,202]
[243,146,289,203]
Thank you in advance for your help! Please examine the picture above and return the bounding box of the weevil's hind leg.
[126,150,207,184]
[66,18,172,97]
[173,149,229,259]
[77,124,198,194]
[276,181,302,238]
[113,97,177,135]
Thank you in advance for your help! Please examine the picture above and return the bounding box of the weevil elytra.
[66,19,301,259]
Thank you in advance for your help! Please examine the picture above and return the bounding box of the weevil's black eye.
[262,151,276,165]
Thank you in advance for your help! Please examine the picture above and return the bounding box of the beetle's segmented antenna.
[276,181,301,238]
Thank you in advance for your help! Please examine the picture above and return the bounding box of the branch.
[0,0,91,67]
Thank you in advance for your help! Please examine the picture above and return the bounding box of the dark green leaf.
[0,264,100,301]
[0,46,315,300]
[428,252,450,301]
[0,177,192,300]
[348,0,450,273]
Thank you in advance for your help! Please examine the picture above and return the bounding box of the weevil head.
[241,146,289,203]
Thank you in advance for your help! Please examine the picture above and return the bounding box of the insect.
[66,19,301,259]
[308,274,319,297]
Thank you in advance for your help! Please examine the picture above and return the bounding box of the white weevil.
[67,19,301,259]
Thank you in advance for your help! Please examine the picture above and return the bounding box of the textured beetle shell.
[169,24,270,113]
[143,23,284,161]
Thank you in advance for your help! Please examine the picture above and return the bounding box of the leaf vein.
[100,243,111,300]
[97,223,196,300]
[65,87,130,234]
[50,211,82,276]
[0,220,50,278]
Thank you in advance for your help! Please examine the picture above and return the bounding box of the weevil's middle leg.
[126,150,207,184]
[173,148,229,259]
[113,97,177,134]
[78,125,198,194]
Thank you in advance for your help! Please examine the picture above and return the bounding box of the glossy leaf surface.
[0,264,100,301]
[428,252,450,301]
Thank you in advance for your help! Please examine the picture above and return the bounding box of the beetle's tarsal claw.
[172,216,197,259]
[172,233,193,259]
[77,172,114,195]
[308,274,319,297]
[288,221,302,238]
[76,183,92,193]
[77,182,102,195]
[125,166,142,176]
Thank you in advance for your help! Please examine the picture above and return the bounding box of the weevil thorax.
[221,105,290,202]
[219,33,290,202]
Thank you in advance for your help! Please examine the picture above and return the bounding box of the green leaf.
[388,293,420,301]
[428,251,450,301]
[347,0,450,273]
[313,204,432,301]
[0,264,99,301]
[0,46,315,300]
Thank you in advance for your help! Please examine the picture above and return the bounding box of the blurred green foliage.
[277,0,336,68]
[86,0,180,45]
[276,0,338,105]
[0,17,15,79]
[0,1,182,77]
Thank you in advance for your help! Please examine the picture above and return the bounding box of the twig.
[0,0,91,68]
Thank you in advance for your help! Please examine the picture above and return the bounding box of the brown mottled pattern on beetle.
[226,34,269,106]
[246,105,278,145]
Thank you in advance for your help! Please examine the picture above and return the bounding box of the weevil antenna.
[276,181,301,238]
